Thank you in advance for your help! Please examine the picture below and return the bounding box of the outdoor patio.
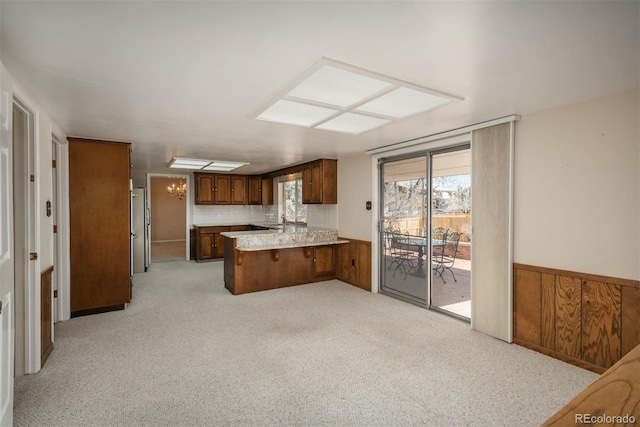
[383,255,471,319]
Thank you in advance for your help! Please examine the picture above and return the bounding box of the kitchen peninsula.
[222,226,348,295]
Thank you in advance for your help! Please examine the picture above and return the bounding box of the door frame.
[12,87,41,375]
[51,133,70,322]
[146,173,191,261]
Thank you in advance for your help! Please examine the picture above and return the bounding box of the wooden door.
[314,246,335,278]
[195,174,214,204]
[214,175,231,204]
[0,69,14,426]
[230,176,247,205]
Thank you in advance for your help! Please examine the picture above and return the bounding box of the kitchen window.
[279,176,307,224]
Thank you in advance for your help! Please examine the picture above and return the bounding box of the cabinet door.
[336,243,352,282]
[302,165,312,204]
[230,176,247,205]
[195,174,214,204]
[261,177,273,205]
[214,175,231,204]
[249,176,261,205]
[353,242,371,290]
[213,233,226,258]
[198,233,215,260]
[314,245,335,278]
[310,161,323,203]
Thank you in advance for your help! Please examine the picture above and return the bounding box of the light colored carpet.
[151,241,186,263]
[14,261,597,426]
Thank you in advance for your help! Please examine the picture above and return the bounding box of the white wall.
[514,89,640,280]
[337,153,373,241]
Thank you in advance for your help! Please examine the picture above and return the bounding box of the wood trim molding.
[513,263,640,288]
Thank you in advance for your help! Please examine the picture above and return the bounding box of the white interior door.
[0,67,15,427]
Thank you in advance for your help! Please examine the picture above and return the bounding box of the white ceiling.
[1,1,638,175]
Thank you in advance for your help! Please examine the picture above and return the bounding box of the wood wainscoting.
[513,263,640,373]
[41,266,54,366]
[336,238,371,291]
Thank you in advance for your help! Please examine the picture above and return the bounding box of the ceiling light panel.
[169,158,210,169]
[169,157,249,171]
[356,87,451,118]
[315,113,390,135]
[256,99,338,127]
[287,65,393,108]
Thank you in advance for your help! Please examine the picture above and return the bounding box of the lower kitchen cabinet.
[336,238,371,291]
[195,225,248,261]
[224,238,341,295]
[313,245,336,278]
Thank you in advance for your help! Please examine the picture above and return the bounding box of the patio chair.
[432,230,460,283]
[390,231,419,279]
[384,231,402,272]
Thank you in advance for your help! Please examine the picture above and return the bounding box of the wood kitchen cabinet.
[302,159,337,204]
[214,175,231,204]
[195,225,249,261]
[336,239,371,291]
[249,176,274,205]
[194,173,247,205]
[313,245,336,278]
[194,173,215,204]
[230,175,247,204]
[513,263,640,373]
[68,138,132,316]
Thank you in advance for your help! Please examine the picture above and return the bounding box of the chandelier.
[167,178,187,200]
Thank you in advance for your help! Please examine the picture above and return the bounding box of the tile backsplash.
[192,205,278,225]
[191,203,338,229]
[306,204,338,229]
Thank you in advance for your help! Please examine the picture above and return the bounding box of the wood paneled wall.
[513,263,640,373]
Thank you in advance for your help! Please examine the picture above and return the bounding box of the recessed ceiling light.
[169,157,249,171]
[287,65,392,108]
[315,113,390,135]
[256,99,338,127]
[356,87,451,118]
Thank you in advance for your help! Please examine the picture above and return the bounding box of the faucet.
[281,215,287,226]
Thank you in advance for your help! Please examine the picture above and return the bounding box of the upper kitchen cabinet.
[248,176,274,205]
[194,173,247,205]
[230,175,247,205]
[302,159,337,204]
[194,172,215,204]
[68,138,132,316]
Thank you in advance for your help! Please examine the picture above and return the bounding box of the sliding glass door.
[429,148,471,319]
[380,157,429,303]
[379,146,471,320]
